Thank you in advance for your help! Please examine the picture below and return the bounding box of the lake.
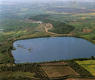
[12,37,95,63]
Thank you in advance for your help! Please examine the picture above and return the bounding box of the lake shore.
[0,30,95,64]
[6,32,95,64]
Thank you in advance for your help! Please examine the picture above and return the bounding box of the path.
[44,23,73,36]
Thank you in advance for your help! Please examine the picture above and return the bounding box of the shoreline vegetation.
[7,33,95,64]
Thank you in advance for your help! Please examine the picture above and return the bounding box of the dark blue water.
[12,37,95,63]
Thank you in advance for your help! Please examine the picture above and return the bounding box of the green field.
[0,72,35,80]
[76,60,95,76]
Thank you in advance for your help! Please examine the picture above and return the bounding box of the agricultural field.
[41,62,78,78]
[0,63,43,80]
[76,60,95,76]
[0,72,36,80]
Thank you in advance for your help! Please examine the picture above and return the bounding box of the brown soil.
[41,62,79,78]
[83,28,92,33]
[45,23,53,33]
[41,61,67,66]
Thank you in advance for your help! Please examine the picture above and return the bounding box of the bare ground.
[41,62,79,78]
